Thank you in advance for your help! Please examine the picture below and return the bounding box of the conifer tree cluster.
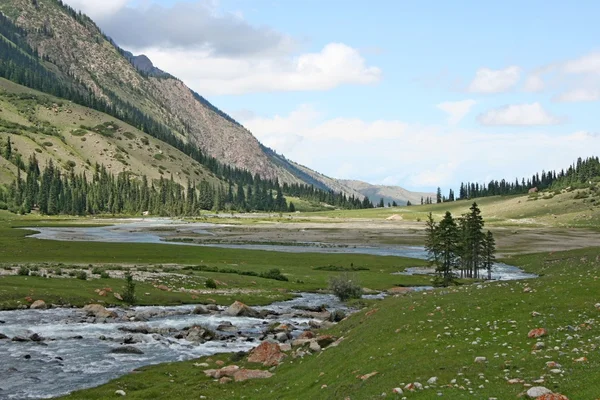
[0,154,294,215]
[456,157,600,200]
[424,203,496,286]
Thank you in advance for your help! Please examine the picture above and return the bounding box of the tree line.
[452,156,600,201]
[425,202,496,287]
[0,153,301,216]
[0,9,372,211]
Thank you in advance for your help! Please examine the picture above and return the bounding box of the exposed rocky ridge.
[0,0,305,184]
[339,179,435,205]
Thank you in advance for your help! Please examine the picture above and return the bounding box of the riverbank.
[60,247,600,400]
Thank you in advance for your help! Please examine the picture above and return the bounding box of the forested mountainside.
[0,0,373,214]
[0,0,362,191]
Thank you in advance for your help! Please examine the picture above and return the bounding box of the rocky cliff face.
[0,0,301,183]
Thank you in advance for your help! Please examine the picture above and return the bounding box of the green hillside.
[0,78,222,187]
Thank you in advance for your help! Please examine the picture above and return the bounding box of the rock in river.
[110,346,144,355]
[223,301,260,318]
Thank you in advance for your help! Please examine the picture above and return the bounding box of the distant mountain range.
[339,180,435,206]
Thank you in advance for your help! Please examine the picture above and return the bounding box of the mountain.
[339,179,435,205]
[0,0,359,196]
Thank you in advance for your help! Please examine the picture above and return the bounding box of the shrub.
[100,271,110,279]
[77,271,87,280]
[329,273,363,301]
[205,278,217,289]
[123,272,136,305]
[17,266,30,276]
[329,310,346,322]
[260,268,289,281]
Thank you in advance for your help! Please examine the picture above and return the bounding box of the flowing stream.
[0,294,345,400]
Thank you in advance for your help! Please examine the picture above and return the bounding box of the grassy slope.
[61,247,600,400]
[302,190,600,229]
[0,78,222,187]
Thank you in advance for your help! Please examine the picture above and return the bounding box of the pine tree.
[3,136,12,161]
[460,202,485,279]
[435,211,459,286]
[436,187,442,203]
[425,213,440,267]
[482,230,497,280]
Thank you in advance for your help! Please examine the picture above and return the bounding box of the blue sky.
[67,0,600,192]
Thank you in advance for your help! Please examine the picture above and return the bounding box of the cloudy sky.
[65,0,600,192]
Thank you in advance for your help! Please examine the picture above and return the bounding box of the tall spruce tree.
[483,230,497,280]
[435,211,459,286]
[460,202,485,279]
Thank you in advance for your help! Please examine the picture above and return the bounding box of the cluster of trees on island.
[424,202,496,286]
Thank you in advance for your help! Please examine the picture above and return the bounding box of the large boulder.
[223,301,260,318]
[30,300,47,310]
[83,304,117,319]
[183,326,214,343]
[0,333,8,340]
[233,369,273,382]
[527,387,552,398]
[247,341,287,366]
[192,305,210,315]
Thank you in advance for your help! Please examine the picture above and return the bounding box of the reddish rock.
[233,369,273,382]
[156,285,170,291]
[219,377,232,384]
[25,296,33,303]
[536,394,569,400]
[365,308,379,317]
[247,341,286,366]
[204,365,240,379]
[98,290,107,297]
[528,328,548,338]
[298,331,314,340]
[215,360,225,367]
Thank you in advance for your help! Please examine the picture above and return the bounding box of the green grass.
[0,212,430,309]
[60,247,600,400]
[298,191,600,229]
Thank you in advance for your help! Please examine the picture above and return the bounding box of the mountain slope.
[339,179,435,205]
[0,78,222,188]
[0,0,308,186]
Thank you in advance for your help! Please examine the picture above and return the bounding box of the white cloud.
[240,105,598,191]
[436,99,477,125]
[524,74,545,92]
[468,66,521,93]
[563,52,600,74]
[478,103,561,126]
[63,0,129,18]
[555,88,600,102]
[140,43,381,95]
